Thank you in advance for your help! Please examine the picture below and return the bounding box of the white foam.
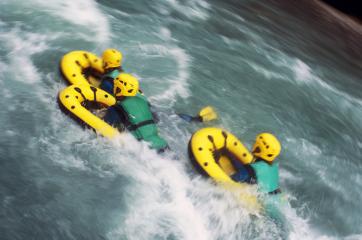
[285,137,322,157]
[139,44,191,105]
[290,59,362,131]
[4,130,17,137]
[101,131,361,240]
[164,0,210,20]
[48,107,333,240]
[285,135,356,201]
[246,61,288,80]
[292,59,362,106]
[344,234,362,240]
[103,136,210,240]
[88,132,266,240]
[37,135,88,171]
[254,50,362,126]
[32,0,110,44]
[282,203,326,240]
[0,27,49,84]
[243,42,296,82]
[189,182,266,239]
[159,27,172,41]
[293,59,313,84]
[279,169,303,184]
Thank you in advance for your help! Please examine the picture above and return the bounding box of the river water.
[0,0,361,239]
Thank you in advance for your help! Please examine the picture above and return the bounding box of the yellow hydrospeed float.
[58,84,119,139]
[189,127,260,210]
[60,51,104,86]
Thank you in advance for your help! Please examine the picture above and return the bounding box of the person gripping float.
[103,73,169,152]
[59,49,217,152]
[189,128,282,196]
[99,48,124,94]
[230,133,281,195]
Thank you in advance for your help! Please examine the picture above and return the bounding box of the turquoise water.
[0,0,361,239]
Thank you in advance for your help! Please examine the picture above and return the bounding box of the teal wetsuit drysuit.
[251,160,287,234]
[231,157,285,225]
[230,158,280,194]
[250,160,279,194]
[104,93,168,152]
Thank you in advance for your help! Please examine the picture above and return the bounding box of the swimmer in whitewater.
[103,73,169,153]
[99,48,124,95]
[229,133,281,195]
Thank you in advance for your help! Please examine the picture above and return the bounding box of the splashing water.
[0,0,361,239]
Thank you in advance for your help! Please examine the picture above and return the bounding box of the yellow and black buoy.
[188,127,254,183]
[58,84,119,139]
[60,51,104,86]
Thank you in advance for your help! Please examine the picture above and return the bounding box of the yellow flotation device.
[58,84,119,139]
[189,127,260,210]
[60,51,104,86]
[189,127,254,180]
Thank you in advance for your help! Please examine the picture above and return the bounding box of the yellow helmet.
[252,133,281,162]
[113,73,139,97]
[102,48,122,69]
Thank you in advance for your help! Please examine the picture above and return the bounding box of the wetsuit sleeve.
[193,116,203,122]
[99,75,114,95]
[103,106,125,131]
[231,167,250,182]
[177,114,202,122]
[225,151,255,183]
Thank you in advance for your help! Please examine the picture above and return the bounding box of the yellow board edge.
[60,51,104,86]
[58,84,119,139]
[190,127,261,211]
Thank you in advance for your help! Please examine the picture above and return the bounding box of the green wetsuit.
[115,93,168,151]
